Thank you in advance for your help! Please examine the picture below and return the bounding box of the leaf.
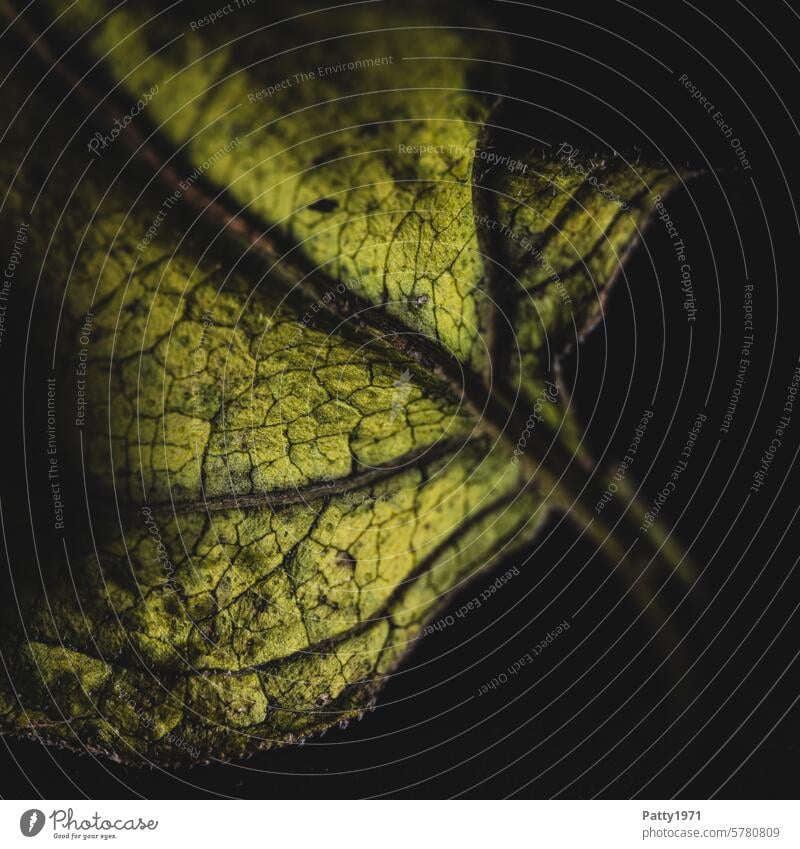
[0,2,688,763]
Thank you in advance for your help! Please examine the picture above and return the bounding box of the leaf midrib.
[15,7,664,575]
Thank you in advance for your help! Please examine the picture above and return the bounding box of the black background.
[1,0,798,798]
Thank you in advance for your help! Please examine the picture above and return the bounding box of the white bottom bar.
[2,799,796,848]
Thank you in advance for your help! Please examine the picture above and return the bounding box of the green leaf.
[0,1,688,763]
